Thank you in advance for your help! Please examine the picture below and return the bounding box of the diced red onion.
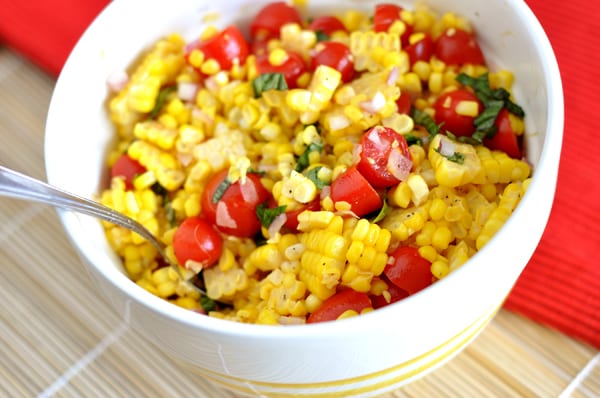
[386,66,399,86]
[438,136,456,157]
[204,76,219,92]
[177,152,194,167]
[216,202,237,228]
[267,213,287,239]
[352,144,363,165]
[177,82,198,102]
[328,115,351,131]
[240,179,258,203]
[320,185,331,200]
[367,127,387,150]
[387,150,413,181]
[360,92,386,114]
[106,70,129,92]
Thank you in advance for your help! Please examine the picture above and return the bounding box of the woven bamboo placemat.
[0,47,598,398]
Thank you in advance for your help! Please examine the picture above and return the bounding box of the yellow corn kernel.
[200,59,220,75]
[268,48,288,66]
[431,259,450,279]
[454,100,480,117]
[431,225,453,250]
[407,174,429,206]
[428,71,444,93]
[418,245,439,263]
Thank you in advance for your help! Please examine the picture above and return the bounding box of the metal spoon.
[0,164,209,297]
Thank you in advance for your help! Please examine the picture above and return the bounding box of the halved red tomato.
[111,154,146,190]
[435,28,485,66]
[250,2,302,41]
[433,89,483,137]
[201,169,272,238]
[356,126,412,189]
[310,41,354,83]
[384,246,433,295]
[185,25,249,71]
[484,108,522,158]
[173,217,222,269]
[255,51,307,89]
[307,289,372,323]
[330,166,382,217]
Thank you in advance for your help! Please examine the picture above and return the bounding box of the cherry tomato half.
[250,2,302,41]
[356,126,412,189]
[370,276,409,309]
[186,25,249,71]
[284,198,321,230]
[330,166,382,217]
[256,51,307,89]
[373,3,413,45]
[309,15,348,36]
[201,169,272,238]
[435,28,485,66]
[384,246,433,295]
[395,91,412,115]
[433,89,483,137]
[307,289,372,323]
[484,108,521,158]
[173,217,223,269]
[311,41,354,83]
[111,154,146,190]
[405,33,434,65]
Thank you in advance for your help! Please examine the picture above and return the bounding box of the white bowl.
[45,0,563,396]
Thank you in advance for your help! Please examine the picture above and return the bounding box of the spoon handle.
[0,165,163,254]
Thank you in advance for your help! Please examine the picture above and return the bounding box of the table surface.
[1,47,599,398]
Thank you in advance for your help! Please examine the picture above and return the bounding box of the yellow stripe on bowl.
[186,303,501,397]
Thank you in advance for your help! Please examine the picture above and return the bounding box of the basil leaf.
[150,85,176,118]
[199,295,217,312]
[371,197,390,223]
[473,100,504,138]
[403,133,422,146]
[256,203,287,228]
[252,73,288,98]
[456,72,525,118]
[295,142,323,172]
[411,107,441,137]
[211,178,231,203]
[315,30,330,42]
[305,166,328,189]
[435,146,465,164]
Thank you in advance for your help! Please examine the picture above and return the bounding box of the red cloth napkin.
[1,0,598,348]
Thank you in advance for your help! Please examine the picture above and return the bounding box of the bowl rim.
[45,0,564,339]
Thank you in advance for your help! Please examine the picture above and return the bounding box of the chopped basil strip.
[211,178,231,203]
[456,72,525,117]
[295,142,323,172]
[371,197,390,223]
[256,203,287,228]
[436,146,465,164]
[252,72,288,98]
[403,133,422,146]
[411,107,441,137]
[199,295,217,312]
[305,166,328,189]
[315,30,330,42]
[150,85,176,118]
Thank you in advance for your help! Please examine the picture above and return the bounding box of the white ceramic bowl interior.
[45,0,563,396]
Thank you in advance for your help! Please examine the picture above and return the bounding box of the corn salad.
[100,1,531,325]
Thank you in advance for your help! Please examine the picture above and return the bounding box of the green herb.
[295,142,323,172]
[199,295,217,313]
[315,30,330,42]
[247,168,266,177]
[150,85,176,118]
[455,73,525,141]
[305,166,329,189]
[256,203,287,228]
[435,146,465,164]
[403,133,422,146]
[371,197,390,223]
[252,73,288,98]
[165,203,176,227]
[211,178,231,203]
[411,107,441,137]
